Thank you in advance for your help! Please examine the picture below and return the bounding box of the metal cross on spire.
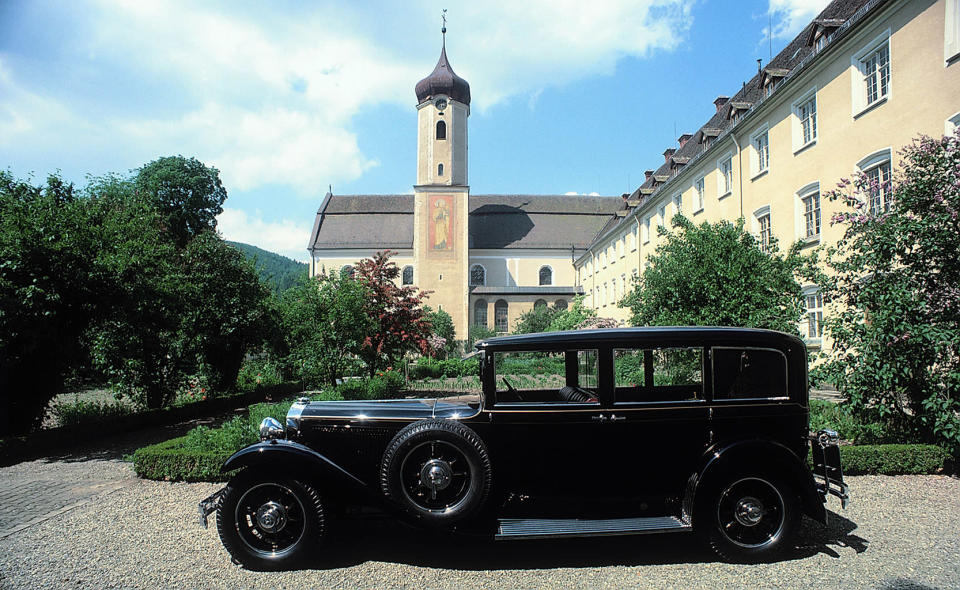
[441,8,447,44]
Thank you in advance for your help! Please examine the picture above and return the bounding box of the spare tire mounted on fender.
[380,419,491,524]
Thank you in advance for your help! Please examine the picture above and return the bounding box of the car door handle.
[591,414,608,422]
[609,414,625,422]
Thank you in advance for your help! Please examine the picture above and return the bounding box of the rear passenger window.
[712,347,788,400]
[614,347,703,403]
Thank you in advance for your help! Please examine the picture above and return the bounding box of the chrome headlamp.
[817,428,840,447]
[259,417,285,441]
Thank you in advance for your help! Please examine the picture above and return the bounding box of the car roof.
[474,326,804,351]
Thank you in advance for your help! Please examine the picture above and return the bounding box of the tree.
[277,272,372,387]
[0,172,98,434]
[134,156,227,248]
[513,304,561,334]
[816,132,960,454]
[546,295,598,332]
[425,307,456,358]
[354,251,432,376]
[619,215,811,333]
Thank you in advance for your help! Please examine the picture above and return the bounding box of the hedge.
[835,444,951,476]
[132,435,234,482]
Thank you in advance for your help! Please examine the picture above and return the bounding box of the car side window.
[712,347,788,400]
[493,350,599,405]
[613,347,703,403]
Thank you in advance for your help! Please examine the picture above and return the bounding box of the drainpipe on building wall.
[731,132,744,217]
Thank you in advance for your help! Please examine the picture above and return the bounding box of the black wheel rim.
[716,477,786,549]
[399,440,473,514]
[235,482,306,557]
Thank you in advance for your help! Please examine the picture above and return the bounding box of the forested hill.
[227,241,307,293]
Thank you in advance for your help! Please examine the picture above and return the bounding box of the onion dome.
[415,44,471,106]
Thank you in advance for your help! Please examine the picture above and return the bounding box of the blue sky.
[0,0,831,261]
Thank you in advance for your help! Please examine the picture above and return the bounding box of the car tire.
[380,419,491,525]
[700,473,799,563]
[216,470,324,571]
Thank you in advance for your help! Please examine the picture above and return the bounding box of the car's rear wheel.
[216,470,324,570]
[701,474,799,562]
[380,419,491,525]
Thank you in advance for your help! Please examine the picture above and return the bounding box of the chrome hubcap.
[734,496,765,526]
[255,501,287,533]
[420,458,453,499]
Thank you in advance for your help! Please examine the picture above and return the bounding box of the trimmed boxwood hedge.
[835,444,951,476]
[132,435,234,482]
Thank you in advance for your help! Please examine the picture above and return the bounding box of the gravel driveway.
[0,455,958,590]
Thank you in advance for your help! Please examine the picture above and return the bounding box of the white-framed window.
[857,149,893,215]
[801,189,821,240]
[642,216,651,244]
[603,283,608,307]
[657,204,666,227]
[612,277,618,300]
[609,244,616,265]
[947,111,960,136]
[402,265,414,285]
[494,300,509,332]
[802,286,824,343]
[695,176,706,211]
[474,299,488,328]
[673,192,682,218]
[852,31,891,116]
[753,205,772,253]
[538,265,553,286]
[470,264,486,286]
[618,237,625,258]
[601,251,607,268]
[946,0,959,64]
[621,273,627,296]
[717,156,732,197]
[750,126,770,177]
[628,229,636,252]
[792,88,818,152]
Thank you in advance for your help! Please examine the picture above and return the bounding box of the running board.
[496,516,691,540]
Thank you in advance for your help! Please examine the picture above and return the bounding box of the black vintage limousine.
[199,327,848,569]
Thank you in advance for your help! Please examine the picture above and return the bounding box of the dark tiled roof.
[309,193,622,251]
[415,45,471,105]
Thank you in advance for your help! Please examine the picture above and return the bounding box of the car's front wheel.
[216,470,324,570]
[702,474,799,562]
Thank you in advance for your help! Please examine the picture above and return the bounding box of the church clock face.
[434,98,447,111]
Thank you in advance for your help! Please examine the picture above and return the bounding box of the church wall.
[468,249,577,288]
[310,249,415,283]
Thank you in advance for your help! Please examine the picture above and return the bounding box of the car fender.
[222,439,370,496]
[683,438,826,525]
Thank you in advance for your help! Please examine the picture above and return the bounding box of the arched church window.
[402,265,414,285]
[554,299,568,310]
[538,266,553,286]
[534,299,548,309]
[470,264,486,286]
[494,300,509,332]
[474,299,488,328]
[436,120,446,140]
[438,163,444,176]
[340,265,354,279]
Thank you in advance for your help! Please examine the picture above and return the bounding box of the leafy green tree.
[619,215,810,333]
[134,156,227,248]
[547,296,598,332]
[425,307,456,358]
[277,272,372,387]
[815,133,960,454]
[354,251,432,376]
[0,172,98,435]
[513,303,561,334]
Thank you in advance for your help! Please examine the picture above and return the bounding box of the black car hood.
[294,397,480,422]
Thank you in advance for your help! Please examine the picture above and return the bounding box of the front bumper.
[198,488,227,529]
[810,429,850,509]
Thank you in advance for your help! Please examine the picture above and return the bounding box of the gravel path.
[0,455,958,590]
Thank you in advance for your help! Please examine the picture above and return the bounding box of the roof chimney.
[714,96,729,112]
[678,134,693,149]
[644,170,654,180]
[663,148,676,163]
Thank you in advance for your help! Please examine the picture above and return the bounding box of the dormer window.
[436,120,446,140]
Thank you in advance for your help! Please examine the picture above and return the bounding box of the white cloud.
[1,0,693,196]
[767,0,832,40]
[217,208,312,261]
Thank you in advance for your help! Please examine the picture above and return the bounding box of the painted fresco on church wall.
[429,195,454,251]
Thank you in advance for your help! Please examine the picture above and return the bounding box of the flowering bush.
[815,132,960,455]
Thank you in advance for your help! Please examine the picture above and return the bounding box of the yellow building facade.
[578,0,960,349]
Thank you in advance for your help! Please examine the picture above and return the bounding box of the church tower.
[412,23,471,338]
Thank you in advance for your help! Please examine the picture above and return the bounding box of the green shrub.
[410,357,443,380]
[50,398,133,428]
[835,444,950,475]
[809,400,906,444]
[132,435,234,482]
[236,357,283,392]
